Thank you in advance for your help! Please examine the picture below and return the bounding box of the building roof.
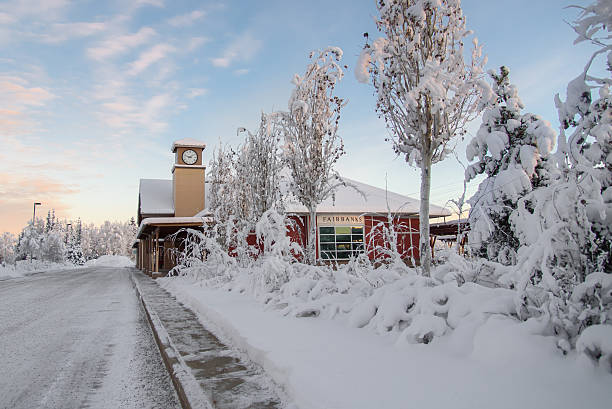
[139,175,450,221]
[171,138,207,152]
[283,177,450,217]
[139,179,174,215]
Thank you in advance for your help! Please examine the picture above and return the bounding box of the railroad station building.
[134,138,450,276]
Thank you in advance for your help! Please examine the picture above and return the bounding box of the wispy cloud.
[95,90,174,133]
[0,75,55,136]
[87,27,156,60]
[0,12,16,24]
[234,68,249,76]
[35,21,110,43]
[168,10,205,27]
[211,32,262,68]
[0,0,69,21]
[187,36,209,51]
[0,76,55,107]
[187,88,207,98]
[128,43,175,75]
[134,0,164,7]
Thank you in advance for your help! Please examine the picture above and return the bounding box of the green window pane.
[319,227,334,235]
[351,227,363,235]
[336,234,351,242]
[320,235,335,243]
[335,226,351,234]
[352,243,364,251]
[352,236,363,243]
[337,243,351,251]
[320,243,335,251]
[337,251,351,259]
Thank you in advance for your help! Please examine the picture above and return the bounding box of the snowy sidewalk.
[131,271,283,409]
[160,276,612,409]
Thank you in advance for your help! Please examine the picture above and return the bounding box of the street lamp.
[32,202,42,224]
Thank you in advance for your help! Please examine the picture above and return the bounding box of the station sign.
[317,214,364,226]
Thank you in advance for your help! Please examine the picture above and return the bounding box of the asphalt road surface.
[0,267,180,409]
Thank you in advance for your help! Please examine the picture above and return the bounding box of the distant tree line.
[0,210,138,266]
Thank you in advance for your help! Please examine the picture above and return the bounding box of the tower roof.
[171,138,207,152]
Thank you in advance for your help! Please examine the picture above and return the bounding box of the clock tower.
[171,138,206,217]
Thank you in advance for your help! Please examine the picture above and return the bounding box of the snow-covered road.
[0,267,180,409]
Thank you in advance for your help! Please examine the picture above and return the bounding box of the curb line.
[131,271,213,409]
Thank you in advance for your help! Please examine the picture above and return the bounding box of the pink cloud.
[211,32,262,68]
[86,27,156,60]
[128,43,175,75]
[168,10,205,27]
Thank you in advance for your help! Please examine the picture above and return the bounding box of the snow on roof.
[139,179,174,215]
[141,175,450,221]
[172,138,207,152]
[284,177,451,217]
[137,216,213,238]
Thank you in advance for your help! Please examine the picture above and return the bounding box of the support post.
[155,228,159,274]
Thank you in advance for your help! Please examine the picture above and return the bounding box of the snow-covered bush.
[357,0,488,274]
[466,67,556,265]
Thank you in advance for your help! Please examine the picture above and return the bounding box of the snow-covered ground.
[160,276,612,409]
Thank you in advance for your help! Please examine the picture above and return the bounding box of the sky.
[0,0,605,235]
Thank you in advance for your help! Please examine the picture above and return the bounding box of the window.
[319,225,365,260]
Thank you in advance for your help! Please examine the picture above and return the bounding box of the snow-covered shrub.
[365,213,414,273]
[250,209,303,295]
[169,225,236,285]
[466,67,556,265]
[346,273,516,346]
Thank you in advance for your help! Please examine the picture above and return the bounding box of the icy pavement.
[132,271,283,409]
[0,267,180,409]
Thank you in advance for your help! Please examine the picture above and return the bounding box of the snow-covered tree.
[0,232,16,265]
[357,0,488,275]
[275,47,347,265]
[41,228,65,263]
[15,220,44,261]
[508,0,611,352]
[207,143,239,251]
[465,67,556,265]
[238,113,285,222]
[208,143,237,224]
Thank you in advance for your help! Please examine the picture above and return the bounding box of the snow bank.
[160,277,612,409]
[0,260,77,279]
[577,325,612,372]
[85,255,134,268]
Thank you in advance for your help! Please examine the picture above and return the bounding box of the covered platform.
[135,216,211,277]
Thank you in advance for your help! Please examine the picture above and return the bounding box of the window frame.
[318,224,365,261]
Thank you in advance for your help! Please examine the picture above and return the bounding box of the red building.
[135,139,450,275]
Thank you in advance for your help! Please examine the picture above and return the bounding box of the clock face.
[182,149,198,165]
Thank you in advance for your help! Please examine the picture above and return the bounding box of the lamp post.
[32,202,41,224]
